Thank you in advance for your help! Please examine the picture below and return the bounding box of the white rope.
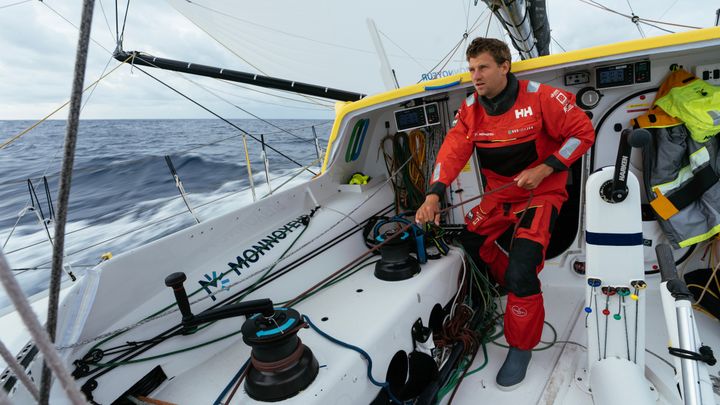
[2,206,31,250]
[0,340,40,401]
[0,249,88,404]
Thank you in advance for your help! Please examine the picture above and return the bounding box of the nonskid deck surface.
[450,279,720,405]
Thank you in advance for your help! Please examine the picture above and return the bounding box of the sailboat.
[2,0,720,404]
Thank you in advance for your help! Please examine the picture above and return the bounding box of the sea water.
[0,119,331,309]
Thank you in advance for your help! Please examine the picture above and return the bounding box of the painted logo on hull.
[197,216,306,300]
[345,119,370,162]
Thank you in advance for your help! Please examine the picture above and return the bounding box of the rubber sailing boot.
[496,346,531,391]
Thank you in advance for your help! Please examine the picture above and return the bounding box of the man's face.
[468,52,509,99]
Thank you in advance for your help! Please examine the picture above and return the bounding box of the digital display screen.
[395,107,426,131]
[600,69,624,84]
[596,64,633,88]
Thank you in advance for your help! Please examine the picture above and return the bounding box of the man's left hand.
[515,164,554,190]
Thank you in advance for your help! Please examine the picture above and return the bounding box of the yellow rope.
[0,55,132,150]
[697,239,720,305]
[240,133,256,200]
[408,129,426,191]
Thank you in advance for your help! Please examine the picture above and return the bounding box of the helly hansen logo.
[515,106,533,119]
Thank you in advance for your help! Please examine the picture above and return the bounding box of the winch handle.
[656,243,694,301]
[656,243,679,283]
[605,128,651,203]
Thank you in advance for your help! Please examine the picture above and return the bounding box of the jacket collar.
[477,72,519,116]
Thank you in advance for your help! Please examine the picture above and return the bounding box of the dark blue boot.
[496,347,531,390]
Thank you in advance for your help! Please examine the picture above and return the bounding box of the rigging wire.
[220,80,334,108]
[40,1,113,54]
[97,0,115,42]
[622,0,646,38]
[115,38,333,139]
[128,62,317,175]
[420,8,489,83]
[379,30,429,72]
[485,9,494,37]
[196,82,331,111]
[0,0,30,10]
[551,36,568,53]
[577,0,701,32]
[658,0,680,20]
[180,75,318,144]
[0,55,132,150]
[116,0,130,46]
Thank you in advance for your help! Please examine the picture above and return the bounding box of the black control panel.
[596,60,651,89]
[634,60,651,83]
[394,102,441,132]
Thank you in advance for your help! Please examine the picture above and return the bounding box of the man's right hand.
[415,194,441,225]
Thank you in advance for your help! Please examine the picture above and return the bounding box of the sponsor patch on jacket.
[465,94,475,107]
[551,89,575,113]
[559,137,581,159]
[432,163,441,182]
[527,81,540,93]
[507,125,535,135]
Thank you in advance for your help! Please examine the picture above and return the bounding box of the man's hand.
[415,194,441,225]
[515,163,554,190]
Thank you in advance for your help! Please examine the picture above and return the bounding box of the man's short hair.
[466,37,511,69]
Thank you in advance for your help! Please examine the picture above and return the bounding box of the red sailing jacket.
[429,76,595,205]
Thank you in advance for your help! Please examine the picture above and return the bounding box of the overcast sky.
[0,0,716,120]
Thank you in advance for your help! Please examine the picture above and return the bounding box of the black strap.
[666,164,718,212]
[668,345,717,366]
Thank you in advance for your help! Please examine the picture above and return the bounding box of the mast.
[481,0,551,59]
[113,48,366,102]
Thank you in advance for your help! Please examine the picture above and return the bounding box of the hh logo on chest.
[514,106,533,119]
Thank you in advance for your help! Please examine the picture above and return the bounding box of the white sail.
[164,0,510,94]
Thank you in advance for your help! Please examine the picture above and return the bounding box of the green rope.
[93,329,243,367]
[276,258,379,307]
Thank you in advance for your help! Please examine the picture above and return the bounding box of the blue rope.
[303,315,409,404]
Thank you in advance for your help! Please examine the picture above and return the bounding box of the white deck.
[451,273,720,404]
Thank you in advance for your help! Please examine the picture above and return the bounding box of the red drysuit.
[428,73,595,349]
